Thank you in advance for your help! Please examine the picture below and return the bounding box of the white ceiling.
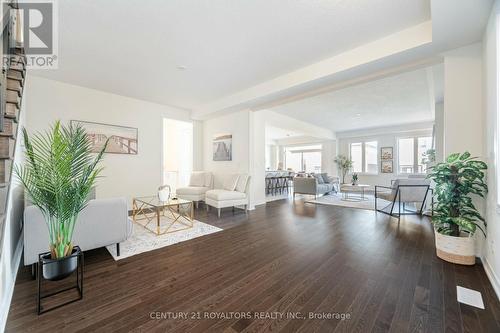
[31,0,431,110]
[265,125,303,141]
[271,66,439,133]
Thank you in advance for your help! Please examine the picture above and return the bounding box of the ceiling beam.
[262,110,335,140]
[192,21,432,120]
[253,56,442,112]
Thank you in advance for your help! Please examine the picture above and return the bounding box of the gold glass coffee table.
[340,184,370,202]
[132,196,194,235]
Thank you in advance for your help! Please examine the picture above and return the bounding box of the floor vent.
[457,286,485,309]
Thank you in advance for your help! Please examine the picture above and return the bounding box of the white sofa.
[205,174,250,217]
[24,197,131,266]
[176,171,213,207]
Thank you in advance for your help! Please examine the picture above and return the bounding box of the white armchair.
[205,174,250,217]
[375,178,432,219]
[176,171,214,207]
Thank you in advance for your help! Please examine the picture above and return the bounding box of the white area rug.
[106,217,222,260]
[306,193,376,211]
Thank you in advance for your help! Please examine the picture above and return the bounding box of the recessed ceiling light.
[176,65,187,70]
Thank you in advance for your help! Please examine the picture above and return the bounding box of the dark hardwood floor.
[6,199,500,332]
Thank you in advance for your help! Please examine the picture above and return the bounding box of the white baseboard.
[0,238,23,333]
[483,257,500,301]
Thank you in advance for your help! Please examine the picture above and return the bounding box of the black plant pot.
[41,248,79,281]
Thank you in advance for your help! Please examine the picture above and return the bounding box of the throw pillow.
[313,174,324,184]
[223,174,240,191]
[189,172,205,187]
[235,174,249,192]
[321,173,330,183]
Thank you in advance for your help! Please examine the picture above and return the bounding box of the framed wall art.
[71,120,138,155]
[213,133,232,161]
[381,147,393,160]
[381,160,393,173]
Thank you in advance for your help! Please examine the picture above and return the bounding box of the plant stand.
[37,246,84,315]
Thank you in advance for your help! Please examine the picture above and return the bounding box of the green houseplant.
[351,173,358,185]
[422,148,436,165]
[334,155,353,184]
[15,121,107,279]
[427,151,487,265]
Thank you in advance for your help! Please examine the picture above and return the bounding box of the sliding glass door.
[284,145,322,173]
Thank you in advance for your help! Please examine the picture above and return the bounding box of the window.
[417,137,433,173]
[350,142,362,172]
[349,141,378,173]
[284,145,322,173]
[397,136,433,174]
[285,150,302,171]
[302,151,322,173]
[398,138,414,173]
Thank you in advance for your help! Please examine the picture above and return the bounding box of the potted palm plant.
[15,121,107,280]
[427,152,487,265]
[334,155,353,184]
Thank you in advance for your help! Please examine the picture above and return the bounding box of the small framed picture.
[213,133,232,161]
[381,160,393,173]
[381,147,393,160]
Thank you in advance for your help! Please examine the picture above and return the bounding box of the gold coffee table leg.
[156,207,161,235]
[132,199,137,222]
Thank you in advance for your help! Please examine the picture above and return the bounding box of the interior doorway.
[163,119,193,193]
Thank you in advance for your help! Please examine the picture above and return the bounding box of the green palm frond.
[14,121,108,258]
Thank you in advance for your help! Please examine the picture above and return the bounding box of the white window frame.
[349,141,378,175]
[396,135,432,176]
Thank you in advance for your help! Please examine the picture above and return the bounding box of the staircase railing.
[0,0,27,261]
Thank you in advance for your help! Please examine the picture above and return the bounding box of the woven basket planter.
[435,231,475,265]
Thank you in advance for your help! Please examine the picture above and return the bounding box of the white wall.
[192,120,204,171]
[25,76,192,205]
[435,102,445,162]
[202,110,252,189]
[321,140,337,176]
[443,43,484,157]
[483,0,500,299]
[443,43,486,259]
[337,124,433,186]
[250,111,266,207]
